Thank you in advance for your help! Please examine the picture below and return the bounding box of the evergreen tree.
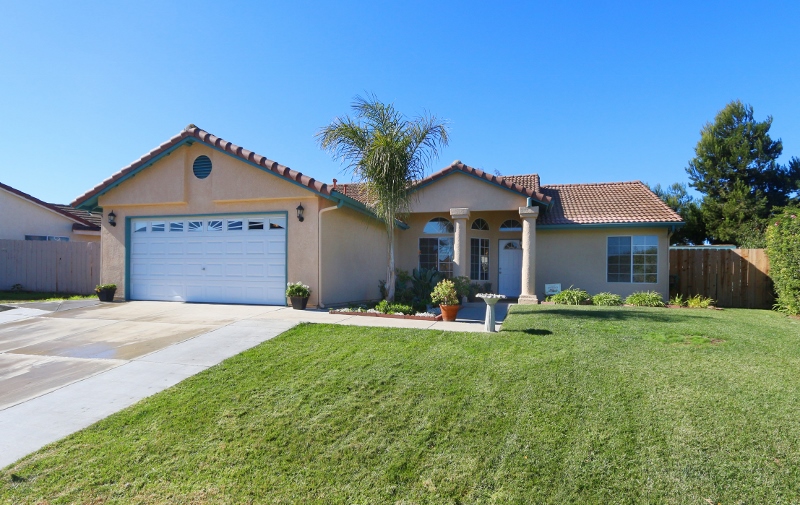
[650,182,707,245]
[686,100,800,244]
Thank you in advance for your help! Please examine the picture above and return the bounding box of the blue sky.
[1,1,798,204]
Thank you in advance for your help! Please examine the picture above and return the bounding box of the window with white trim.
[500,219,522,231]
[470,238,489,280]
[419,238,454,277]
[607,236,658,283]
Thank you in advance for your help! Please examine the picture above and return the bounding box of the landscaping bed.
[329,309,442,321]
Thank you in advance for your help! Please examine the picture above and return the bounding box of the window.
[248,219,264,230]
[471,218,489,231]
[607,236,658,283]
[151,222,165,232]
[169,222,184,232]
[207,220,223,231]
[500,219,522,231]
[419,237,454,277]
[25,235,69,241]
[423,217,454,234]
[227,220,243,231]
[470,238,489,280]
[269,219,285,229]
[134,222,147,233]
[188,221,203,232]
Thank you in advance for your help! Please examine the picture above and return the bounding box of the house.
[1,181,101,242]
[72,125,683,306]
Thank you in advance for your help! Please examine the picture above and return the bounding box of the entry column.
[518,206,540,304]
[450,208,470,278]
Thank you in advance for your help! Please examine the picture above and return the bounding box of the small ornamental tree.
[766,207,800,315]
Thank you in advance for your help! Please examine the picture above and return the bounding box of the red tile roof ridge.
[541,180,644,188]
[416,161,551,204]
[1,181,98,228]
[72,125,332,208]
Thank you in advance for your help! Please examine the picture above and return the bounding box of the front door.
[498,239,523,297]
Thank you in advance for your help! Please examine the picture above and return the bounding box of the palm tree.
[317,95,449,301]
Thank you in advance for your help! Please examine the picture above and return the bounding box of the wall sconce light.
[296,203,305,222]
[108,211,117,227]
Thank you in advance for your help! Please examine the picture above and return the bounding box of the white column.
[450,208,470,279]
[518,206,539,304]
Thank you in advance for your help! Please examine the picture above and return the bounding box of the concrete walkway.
[0,300,508,468]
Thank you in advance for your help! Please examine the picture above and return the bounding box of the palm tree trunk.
[386,225,396,301]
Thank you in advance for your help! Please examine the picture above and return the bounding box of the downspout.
[318,199,344,309]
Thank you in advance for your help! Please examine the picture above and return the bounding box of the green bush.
[625,291,665,307]
[686,294,714,308]
[669,294,686,307]
[95,284,117,293]
[374,300,414,315]
[452,276,471,299]
[591,292,623,306]
[547,286,590,305]
[431,279,460,306]
[766,207,800,315]
[383,268,438,313]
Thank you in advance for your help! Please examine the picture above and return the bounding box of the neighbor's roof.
[537,181,683,225]
[72,125,335,209]
[0,181,99,229]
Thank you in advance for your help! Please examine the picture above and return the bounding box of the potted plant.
[286,282,311,310]
[431,279,461,321]
[95,284,117,302]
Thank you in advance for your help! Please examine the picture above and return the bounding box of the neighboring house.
[0,181,101,242]
[72,125,683,306]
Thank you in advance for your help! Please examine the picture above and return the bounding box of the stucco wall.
[97,142,322,305]
[408,172,528,212]
[319,203,387,306]
[0,189,98,242]
[536,226,671,300]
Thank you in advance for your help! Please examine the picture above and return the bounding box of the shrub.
[547,286,590,305]
[431,279,460,306]
[374,300,414,315]
[286,282,311,298]
[452,276,471,299]
[669,293,686,307]
[468,282,492,301]
[95,284,117,293]
[686,294,714,308]
[625,291,665,307]
[592,292,623,306]
[766,207,800,315]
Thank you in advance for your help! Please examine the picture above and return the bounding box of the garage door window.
[269,218,284,229]
[227,220,243,231]
[134,222,147,233]
[208,220,223,231]
[151,222,165,232]
[188,221,202,232]
[170,222,184,232]
[248,219,264,230]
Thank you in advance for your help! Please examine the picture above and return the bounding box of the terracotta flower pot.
[290,296,308,310]
[439,304,460,321]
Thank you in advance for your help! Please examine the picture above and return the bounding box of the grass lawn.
[0,291,97,303]
[2,306,800,503]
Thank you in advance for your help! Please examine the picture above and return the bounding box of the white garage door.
[129,214,287,304]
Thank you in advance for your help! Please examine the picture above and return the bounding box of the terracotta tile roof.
[537,181,683,225]
[416,161,551,204]
[72,125,334,209]
[505,174,540,193]
[0,181,98,228]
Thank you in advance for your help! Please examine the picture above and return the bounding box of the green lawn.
[0,291,97,303]
[2,306,800,503]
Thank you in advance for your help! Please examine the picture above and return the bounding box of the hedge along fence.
[766,207,800,315]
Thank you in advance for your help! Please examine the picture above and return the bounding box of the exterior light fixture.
[108,211,117,227]
[296,203,305,222]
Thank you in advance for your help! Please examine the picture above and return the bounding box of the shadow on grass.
[519,328,553,336]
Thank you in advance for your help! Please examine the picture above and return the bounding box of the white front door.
[129,214,287,305]
[498,239,523,297]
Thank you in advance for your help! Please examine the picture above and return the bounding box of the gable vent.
[193,155,212,179]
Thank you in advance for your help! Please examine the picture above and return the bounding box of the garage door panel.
[130,214,287,305]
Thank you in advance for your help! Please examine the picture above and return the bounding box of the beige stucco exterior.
[87,138,674,307]
[0,187,99,243]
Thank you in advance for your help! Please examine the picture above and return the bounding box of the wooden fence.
[669,248,772,309]
[0,239,100,295]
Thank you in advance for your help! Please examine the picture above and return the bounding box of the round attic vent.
[193,155,212,179]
